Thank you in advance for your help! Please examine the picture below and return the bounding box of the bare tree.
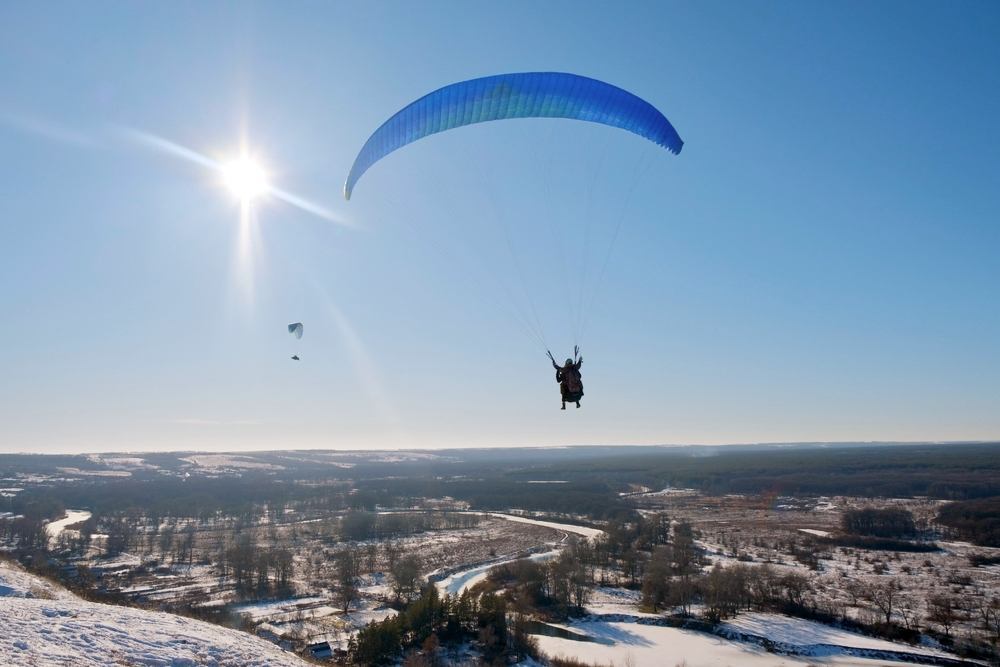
[273,548,294,594]
[672,522,697,575]
[669,574,698,616]
[868,578,900,625]
[897,594,919,631]
[335,547,360,613]
[641,546,672,612]
[927,594,957,637]
[779,571,810,608]
[390,554,421,602]
[364,543,378,573]
[844,579,866,607]
[158,524,175,561]
[179,524,196,569]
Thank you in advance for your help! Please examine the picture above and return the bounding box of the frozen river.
[46,509,91,546]
[434,513,605,596]
[435,548,561,596]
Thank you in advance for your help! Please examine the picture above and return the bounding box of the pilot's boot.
[576,401,581,409]
[561,401,566,410]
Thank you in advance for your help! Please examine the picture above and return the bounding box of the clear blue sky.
[2,1,998,453]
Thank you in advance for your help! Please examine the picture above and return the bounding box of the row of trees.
[339,510,481,542]
[937,496,1000,547]
[218,535,294,596]
[332,546,423,613]
[0,516,48,552]
[841,508,917,538]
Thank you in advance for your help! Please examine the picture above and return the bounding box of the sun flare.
[221,156,269,202]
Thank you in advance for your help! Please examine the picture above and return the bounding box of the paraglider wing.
[288,322,303,339]
[344,72,683,199]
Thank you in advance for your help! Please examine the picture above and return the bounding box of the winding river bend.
[434,513,604,596]
[45,509,91,547]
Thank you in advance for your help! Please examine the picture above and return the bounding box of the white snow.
[721,613,951,659]
[0,559,74,600]
[180,455,284,470]
[485,513,604,540]
[0,560,309,666]
[56,467,131,477]
[798,528,831,537]
[533,619,939,667]
[584,587,658,617]
[230,596,326,621]
[638,486,699,497]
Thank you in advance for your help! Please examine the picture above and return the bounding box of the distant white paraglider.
[288,322,303,360]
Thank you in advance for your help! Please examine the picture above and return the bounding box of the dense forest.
[937,497,1000,547]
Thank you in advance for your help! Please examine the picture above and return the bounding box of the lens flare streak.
[120,127,348,226]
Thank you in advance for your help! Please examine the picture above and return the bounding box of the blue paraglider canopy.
[344,72,683,199]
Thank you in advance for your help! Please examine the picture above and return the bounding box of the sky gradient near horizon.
[2,2,999,453]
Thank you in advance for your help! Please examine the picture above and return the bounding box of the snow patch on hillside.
[0,560,308,666]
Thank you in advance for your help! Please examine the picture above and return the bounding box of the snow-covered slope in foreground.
[0,559,308,667]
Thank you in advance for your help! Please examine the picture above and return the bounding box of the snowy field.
[533,619,950,667]
[721,613,953,659]
[0,560,309,666]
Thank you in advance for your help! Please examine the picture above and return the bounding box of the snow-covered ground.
[721,613,952,660]
[533,618,951,667]
[584,586,662,617]
[230,596,327,622]
[0,559,309,666]
[798,528,831,537]
[180,454,284,471]
[0,559,73,600]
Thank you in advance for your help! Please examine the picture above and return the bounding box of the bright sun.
[222,156,269,202]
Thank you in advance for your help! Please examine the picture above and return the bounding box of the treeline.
[841,508,916,538]
[339,511,481,541]
[218,535,294,596]
[0,516,49,552]
[937,496,1000,547]
[9,477,349,523]
[352,478,633,521]
[522,443,1000,500]
[821,535,938,552]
